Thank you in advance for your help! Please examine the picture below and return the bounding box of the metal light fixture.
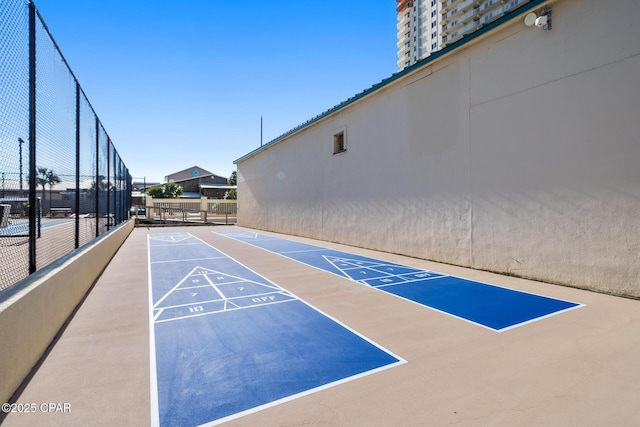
[524,6,552,31]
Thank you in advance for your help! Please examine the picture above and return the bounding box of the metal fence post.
[75,81,80,248]
[106,139,110,230]
[28,0,37,274]
[95,116,99,238]
[0,1,133,289]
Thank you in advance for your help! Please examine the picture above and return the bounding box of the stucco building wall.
[237,0,640,297]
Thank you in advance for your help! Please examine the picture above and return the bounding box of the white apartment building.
[396,0,442,69]
[397,0,533,70]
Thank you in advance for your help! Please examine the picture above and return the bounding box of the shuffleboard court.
[216,230,583,332]
[148,232,404,427]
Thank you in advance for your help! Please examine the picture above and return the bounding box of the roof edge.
[234,0,550,165]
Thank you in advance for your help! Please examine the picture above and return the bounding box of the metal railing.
[0,0,131,290]
[143,197,237,225]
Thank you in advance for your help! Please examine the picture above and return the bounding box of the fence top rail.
[147,198,236,203]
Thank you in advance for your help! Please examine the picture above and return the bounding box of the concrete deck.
[2,225,639,426]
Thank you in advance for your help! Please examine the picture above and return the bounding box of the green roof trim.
[235,0,547,164]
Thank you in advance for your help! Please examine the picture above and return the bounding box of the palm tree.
[86,175,111,200]
[36,167,61,215]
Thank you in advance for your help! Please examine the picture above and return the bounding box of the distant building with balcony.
[396,0,442,70]
[165,166,234,199]
[397,0,533,70]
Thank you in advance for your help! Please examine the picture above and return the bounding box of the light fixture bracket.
[539,6,552,30]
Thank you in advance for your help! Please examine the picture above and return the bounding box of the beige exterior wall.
[237,0,640,298]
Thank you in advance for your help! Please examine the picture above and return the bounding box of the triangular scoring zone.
[153,266,295,323]
[148,233,193,243]
[322,255,442,287]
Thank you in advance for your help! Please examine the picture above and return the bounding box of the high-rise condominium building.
[396,0,533,70]
[396,0,440,70]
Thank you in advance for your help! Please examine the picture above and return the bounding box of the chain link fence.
[1,0,131,291]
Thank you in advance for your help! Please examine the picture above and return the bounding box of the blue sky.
[33,0,398,183]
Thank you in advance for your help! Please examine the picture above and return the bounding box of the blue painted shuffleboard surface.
[216,230,583,332]
[148,233,403,427]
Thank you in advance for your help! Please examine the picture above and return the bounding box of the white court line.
[148,243,206,249]
[147,237,160,427]
[190,268,283,292]
[218,231,260,239]
[148,235,192,243]
[373,274,448,289]
[216,230,585,332]
[199,361,402,427]
[279,248,330,254]
[154,289,293,312]
[495,304,585,332]
[176,279,247,290]
[154,298,298,324]
[153,266,284,310]
[153,266,203,309]
[203,273,226,300]
[152,251,292,324]
[149,231,406,427]
[204,232,406,358]
[154,298,223,311]
[153,309,164,321]
[150,256,228,264]
[148,241,202,247]
[174,284,219,290]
